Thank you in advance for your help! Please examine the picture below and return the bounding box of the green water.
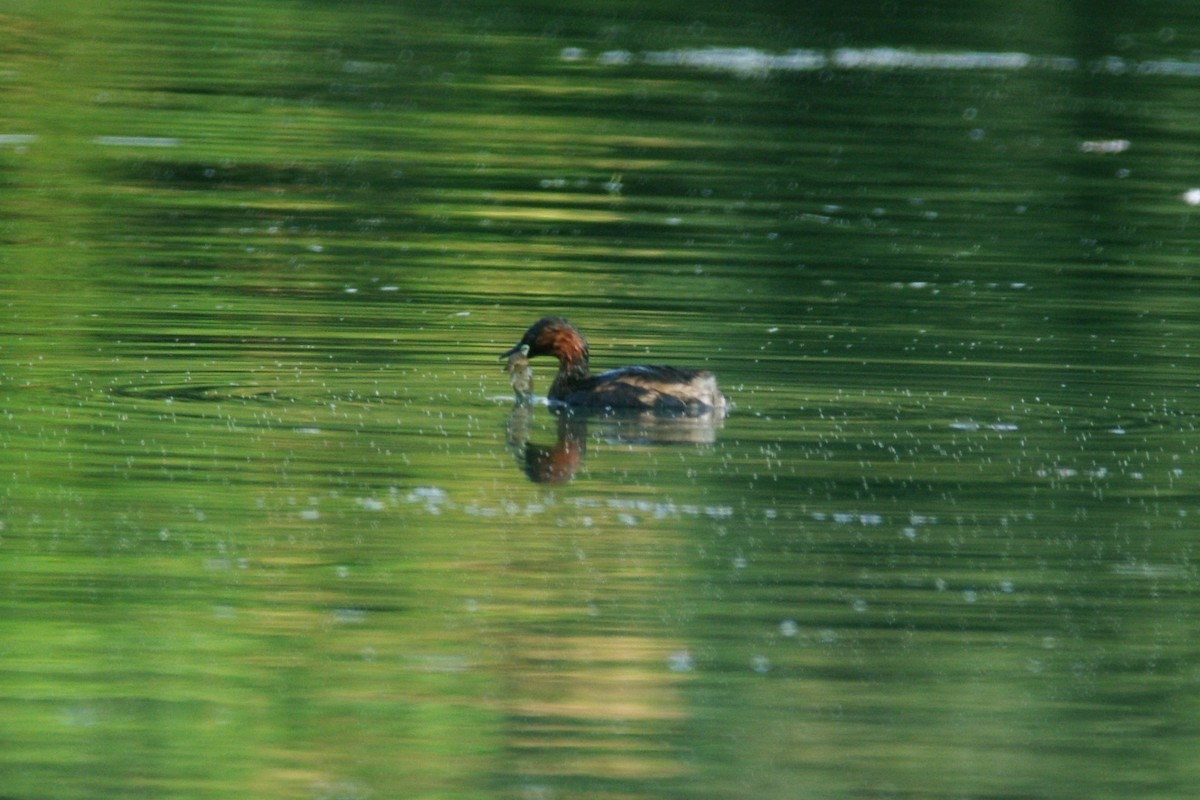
[3,2,1200,798]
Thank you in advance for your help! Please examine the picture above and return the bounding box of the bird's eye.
[520,343,530,355]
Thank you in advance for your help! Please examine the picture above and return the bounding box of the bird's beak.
[500,342,529,361]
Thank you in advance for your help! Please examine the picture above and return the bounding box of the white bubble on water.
[667,650,694,672]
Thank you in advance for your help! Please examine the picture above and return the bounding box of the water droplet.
[668,650,693,672]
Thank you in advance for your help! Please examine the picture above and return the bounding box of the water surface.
[3,2,1200,799]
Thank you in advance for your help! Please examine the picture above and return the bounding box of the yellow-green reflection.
[4,1,1200,799]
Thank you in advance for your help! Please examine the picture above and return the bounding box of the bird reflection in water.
[504,348,578,481]
[502,348,724,484]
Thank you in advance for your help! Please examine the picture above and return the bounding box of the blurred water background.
[3,1,1200,798]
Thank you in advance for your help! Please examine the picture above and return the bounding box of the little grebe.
[501,317,726,415]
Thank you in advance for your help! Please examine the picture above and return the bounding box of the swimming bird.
[501,317,726,415]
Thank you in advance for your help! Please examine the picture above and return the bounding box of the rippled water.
[3,2,1200,798]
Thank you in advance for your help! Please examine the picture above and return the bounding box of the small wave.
[109,382,285,403]
[92,136,181,147]
[570,46,1200,79]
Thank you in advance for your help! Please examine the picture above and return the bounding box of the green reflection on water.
[4,0,1200,798]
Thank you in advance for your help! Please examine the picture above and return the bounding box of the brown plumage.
[501,317,726,415]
